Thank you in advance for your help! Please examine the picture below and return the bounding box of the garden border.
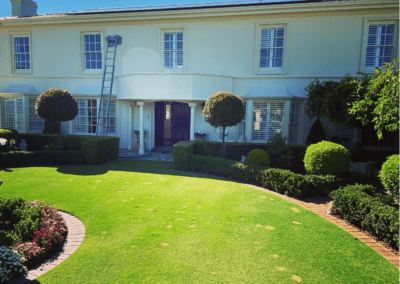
[9,211,85,283]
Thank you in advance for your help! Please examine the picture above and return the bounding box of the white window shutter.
[29,97,44,132]
[341,125,356,149]
[239,102,246,138]
[74,99,88,133]
[3,98,25,132]
[101,100,116,133]
[4,99,15,129]
[268,101,284,140]
[288,101,300,144]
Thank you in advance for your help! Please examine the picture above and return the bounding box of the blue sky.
[0,0,237,17]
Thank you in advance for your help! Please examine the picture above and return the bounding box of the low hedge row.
[192,141,307,174]
[0,150,84,167]
[331,184,399,250]
[173,141,196,171]
[1,134,119,166]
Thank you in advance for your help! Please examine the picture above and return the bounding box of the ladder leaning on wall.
[96,35,122,136]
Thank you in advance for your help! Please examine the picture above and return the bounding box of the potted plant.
[194,130,207,141]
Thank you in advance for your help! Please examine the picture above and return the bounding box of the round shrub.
[266,133,293,169]
[246,149,270,167]
[379,154,399,201]
[0,246,26,282]
[304,141,350,175]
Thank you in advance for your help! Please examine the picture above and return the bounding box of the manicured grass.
[1,159,398,283]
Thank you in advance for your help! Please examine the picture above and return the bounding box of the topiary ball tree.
[203,91,244,158]
[36,88,78,151]
[306,118,326,145]
[379,154,399,204]
[304,141,350,175]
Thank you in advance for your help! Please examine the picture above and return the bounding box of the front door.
[155,102,190,146]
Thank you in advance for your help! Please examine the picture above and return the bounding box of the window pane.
[95,43,101,51]
[177,32,183,41]
[176,51,183,66]
[91,53,96,60]
[96,34,100,42]
[90,43,95,51]
[97,52,102,60]
[164,51,172,69]
[97,61,102,69]
[90,34,95,42]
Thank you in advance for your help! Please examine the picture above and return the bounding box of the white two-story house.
[0,0,398,154]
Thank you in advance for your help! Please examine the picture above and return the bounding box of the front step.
[152,146,173,153]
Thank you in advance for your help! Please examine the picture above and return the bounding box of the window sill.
[80,70,103,76]
[12,70,32,75]
[254,68,287,75]
[162,68,184,73]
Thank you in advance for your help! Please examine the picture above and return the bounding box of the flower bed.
[0,198,67,281]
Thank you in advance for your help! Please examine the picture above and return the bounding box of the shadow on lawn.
[55,158,238,183]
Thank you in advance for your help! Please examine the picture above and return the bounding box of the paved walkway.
[119,148,173,161]
[246,184,400,269]
[9,211,85,283]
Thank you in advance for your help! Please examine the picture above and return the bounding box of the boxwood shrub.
[331,184,399,250]
[82,137,120,165]
[379,154,399,202]
[173,141,196,171]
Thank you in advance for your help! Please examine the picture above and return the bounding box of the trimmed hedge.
[1,134,119,166]
[192,141,307,173]
[173,141,196,171]
[257,169,340,199]
[188,154,266,183]
[331,184,399,250]
[82,138,119,165]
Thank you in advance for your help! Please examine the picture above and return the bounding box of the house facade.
[0,0,398,154]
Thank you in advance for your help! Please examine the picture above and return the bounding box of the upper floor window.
[83,33,102,71]
[365,24,395,67]
[11,34,31,74]
[254,24,288,74]
[260,27,284,69]
[163,31,184,70]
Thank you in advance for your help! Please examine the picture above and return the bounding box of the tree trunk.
[58,121,61,151]
[221,126,226,158]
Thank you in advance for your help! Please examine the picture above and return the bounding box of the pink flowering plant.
[0,197,68,269]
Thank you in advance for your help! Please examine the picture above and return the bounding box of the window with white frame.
[83,33,102,71]
[365,23,396,68]
[3,98,25,132]
[163,31,184,70]
[28,97,43,132]
[11,34,31,73]
[260,27,284,69]
[239,102,246,139]
[252,101,284,141]
[360,125,398,148]
[74,99,116,134]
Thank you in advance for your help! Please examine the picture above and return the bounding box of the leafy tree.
[349,59,399,139]
[304,74,370,128]
[203,91,244,158]
[36,88,78,150]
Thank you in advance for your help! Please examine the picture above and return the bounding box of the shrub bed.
[191,141,307,173]
[0,197,67,271]
[173,141,196,171]
[331,185,399,250]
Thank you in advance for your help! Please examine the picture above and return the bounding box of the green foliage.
[173,141,196,171]
[0,246,26,283]
[36,88,78,122]
[349,142,367,162]
[304,75,369,127]
[304,141,350,175]
[305,118,326,145]
[43,119,59,134]
[203,91,244,157]
[246,149,270,167]
[192,141,307,173]
[266,133,293,169]
[81,137,120,165]
[379,154,399,203]
[331,185,399,250]
[349,59,399,139]
[257,169,340,198]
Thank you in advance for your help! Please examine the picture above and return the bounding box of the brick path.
[247,184,399,270]
[9,211,85,283]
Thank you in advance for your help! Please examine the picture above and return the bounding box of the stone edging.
[246,184,399,270]
[9,211,85,283]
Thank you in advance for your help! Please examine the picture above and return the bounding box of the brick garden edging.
[9,211,85,283]
[246,184,400,270]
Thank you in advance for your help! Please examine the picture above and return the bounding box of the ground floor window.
[74,99,116,134]
[3,98,25,132]
[361,124,398,147]
[238,102,246,139]
[252,101,284,141]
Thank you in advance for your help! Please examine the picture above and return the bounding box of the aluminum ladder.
[96,35,122,136]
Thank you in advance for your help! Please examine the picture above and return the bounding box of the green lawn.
[1,159,398,283]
